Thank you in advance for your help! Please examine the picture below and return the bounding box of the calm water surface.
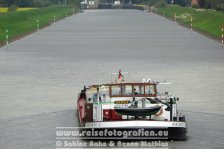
[0,9,223,149]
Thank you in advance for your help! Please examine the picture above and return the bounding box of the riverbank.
[157,5,224,40]
[0,7,37,12]
[0,5,76,46]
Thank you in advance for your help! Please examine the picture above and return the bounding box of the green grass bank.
[157,5,224,39]
[0,5,76,45]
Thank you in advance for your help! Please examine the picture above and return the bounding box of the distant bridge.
[81,0,145,9]
[81,3,145,10]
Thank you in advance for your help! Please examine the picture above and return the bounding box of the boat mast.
[110,71,128,83]
[97,86,100,104]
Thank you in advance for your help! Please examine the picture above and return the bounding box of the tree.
[4,0,14,6]
[204,0,220,9]
[13,0,33,7]
[67,0,80,7]
[33,0,55,7]
[198,0,205,7]
[0,0,4,6]
[197,0,224,10]
[155,0,167,7]
[148,0,158,5]
[8,4,18,11]
[172,0,191,6]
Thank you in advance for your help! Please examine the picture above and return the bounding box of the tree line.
[1,0,223,11]
[194,0,224,10]
[147,0,224,11]
[0,0,80,7]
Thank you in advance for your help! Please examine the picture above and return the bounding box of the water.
[0,9,224,149]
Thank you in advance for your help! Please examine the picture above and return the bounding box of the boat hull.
[80,120,187,140]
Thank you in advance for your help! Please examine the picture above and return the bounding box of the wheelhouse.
[109,83,157,97]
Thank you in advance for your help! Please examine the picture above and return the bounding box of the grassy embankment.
[157,5,224,39]
[0,7,37,12]
[0,5,75,45]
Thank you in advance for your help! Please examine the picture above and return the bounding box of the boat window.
[145,85,155,95]
[111,85,121,96]
[92,94,98,102]
[122,85,133,96]
[133,85,144,96]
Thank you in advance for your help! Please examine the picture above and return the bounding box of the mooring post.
[174,13,176,23]
[222,27,224,48]
[36,19,39,33]
[6,29,9,48]
[54,15,56,24]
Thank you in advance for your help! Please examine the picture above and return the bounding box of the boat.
[77,70,187,139]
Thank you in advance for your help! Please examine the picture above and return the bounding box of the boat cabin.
[85,82,157,103]
[110,83,157,97]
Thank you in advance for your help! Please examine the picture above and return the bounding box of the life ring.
[155,106,163,117]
